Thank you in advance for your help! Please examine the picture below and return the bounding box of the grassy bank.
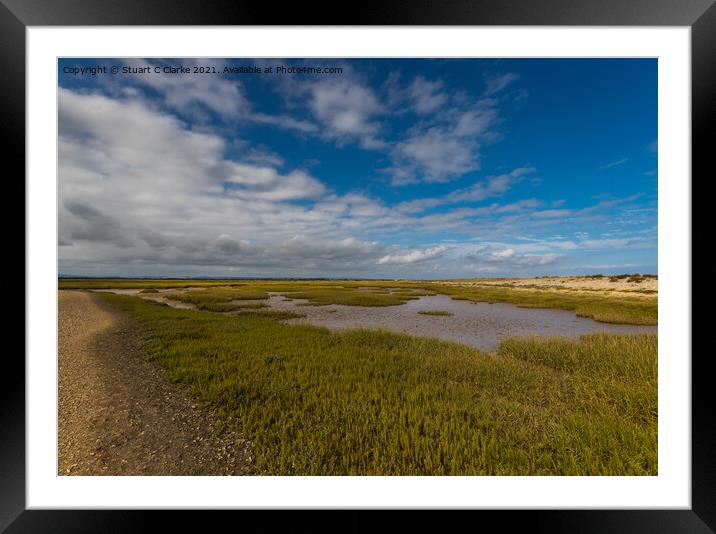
[99,292,657,476]
[427,284,657,325]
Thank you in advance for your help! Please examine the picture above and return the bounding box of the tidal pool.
[267,293,657,350]
[92,288,657,351]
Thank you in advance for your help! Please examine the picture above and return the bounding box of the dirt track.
[58,290,253,475]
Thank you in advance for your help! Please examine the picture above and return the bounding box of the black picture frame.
[7,1,710,531]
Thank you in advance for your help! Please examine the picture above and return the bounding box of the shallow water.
[92,288,196,309]
[93,288,657,351]
[268,293,657,350]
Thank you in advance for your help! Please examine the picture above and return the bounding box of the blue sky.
[58,58,657,278]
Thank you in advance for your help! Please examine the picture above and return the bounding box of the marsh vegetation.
[418,310,454,316]
[96,289,657,476]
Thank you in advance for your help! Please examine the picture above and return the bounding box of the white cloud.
[495,198,541,213]
[389,101,499,185]
[384,73,448,116]
[454,242,562,270]
[58,88,363,273]
[391,128,479,184]
[483,72,519,96]
[377,245,448,265]
[224,163,326,201]
[306,78,386,149]
[281,235,381,260]
[488,248,515,260]
[275,68,503,187]
[407,77,448,114]
[394,197,444,214]
[447,167,535,202]
[122,59,249,118]
[532,209,574,219]
[121,60,319,135]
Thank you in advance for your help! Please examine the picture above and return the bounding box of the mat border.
[8,1,710,531]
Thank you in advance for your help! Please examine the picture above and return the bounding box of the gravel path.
[58,290,253,475]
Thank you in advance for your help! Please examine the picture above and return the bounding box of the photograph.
[56,57,659,477]
[4,0,709,526]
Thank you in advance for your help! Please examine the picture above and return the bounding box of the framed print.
[7,0,712,531]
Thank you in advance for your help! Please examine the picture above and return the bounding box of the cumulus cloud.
[377,245,448,265]
[58,87,421,276]
[304,78,386,149]
[389,101,499,185]
[122,59,250,118]
[224,163,326,201]
[120,59,319,134]
[391,128,478,185]
[58,88,343,271]
[275,68,505,187]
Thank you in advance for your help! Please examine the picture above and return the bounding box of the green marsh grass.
[165,287,270,312]
[99,292,657,476]
[277,288,420,307]
[169,283,432,308]
[429,284,657,325]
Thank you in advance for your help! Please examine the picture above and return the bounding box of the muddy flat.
[58,290,253,475]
